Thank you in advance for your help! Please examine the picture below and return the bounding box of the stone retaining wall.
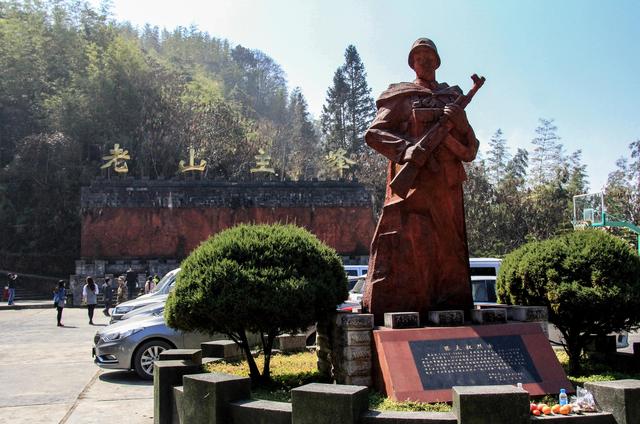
[155,348,639,424]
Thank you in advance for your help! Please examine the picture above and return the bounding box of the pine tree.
[320,45,375,156]
[487,129,510,185]
[530,118,563,184]
[342,45,376,155]
[320,68,348,152]
[285,88,319,180]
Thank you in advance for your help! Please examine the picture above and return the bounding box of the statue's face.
[412,47,438,78]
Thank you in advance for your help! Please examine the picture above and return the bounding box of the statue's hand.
[444,103,470,135]
[402,144,428,166]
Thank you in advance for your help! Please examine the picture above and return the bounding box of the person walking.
[125,267,137,300]
[144,275,155,294]
[102,277,114,316]
[53,280,66,327]
[116,276,128,304]
[82,277,99,325]
[7,273,17,305]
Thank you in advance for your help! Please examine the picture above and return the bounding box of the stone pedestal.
[470,308,507,324]
[158,348,202,365]
[201,340,243,361]
[585,380,640,424]
[276,333,307,352]
[153,360,201,424]
[384,312,420,329]
[316,312,374,386]
[182,373,251,424]
[453,385,530,424]
[291,383,368,424]
[428,310,464,326]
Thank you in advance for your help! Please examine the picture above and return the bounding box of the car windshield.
[351,277,366,294]
[151,270,179,294]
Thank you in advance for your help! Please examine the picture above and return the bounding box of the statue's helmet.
[408,38,441,70]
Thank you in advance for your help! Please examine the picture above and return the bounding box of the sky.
[91,0,640,191]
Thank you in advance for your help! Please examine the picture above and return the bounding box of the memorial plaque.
[409,335,541,390]
[373,322,572,403]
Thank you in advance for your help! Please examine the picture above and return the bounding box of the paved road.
[0,307,153,424]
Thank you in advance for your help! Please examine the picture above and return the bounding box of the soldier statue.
[363,38,481,324]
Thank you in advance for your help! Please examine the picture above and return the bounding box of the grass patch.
[207,348,637,410]
[554,349,640,387]
[206,351,326,402]
[368,392,451,412]
[206,350,450,411]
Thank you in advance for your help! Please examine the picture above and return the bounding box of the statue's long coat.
[363,81,479,325]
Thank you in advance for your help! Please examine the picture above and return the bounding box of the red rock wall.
[81,206,374,259]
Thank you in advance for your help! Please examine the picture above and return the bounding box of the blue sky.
[92,0,640,191]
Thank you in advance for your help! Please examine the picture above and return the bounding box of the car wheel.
[133,340,172,380]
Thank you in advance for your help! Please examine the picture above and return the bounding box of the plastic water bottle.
[559,388,568,406]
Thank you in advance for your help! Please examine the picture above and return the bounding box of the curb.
[0,303,55,310]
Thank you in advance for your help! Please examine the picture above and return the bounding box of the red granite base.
[373,322,572,403]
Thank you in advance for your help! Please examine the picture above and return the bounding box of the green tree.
[487,129,510,185]
[284,88,319,180]
[164,224,348,384]
[606,140,640,225]
[320,67,348,153]
[529,118,563,185]
[497,229,640,373]
[321,45,375,156]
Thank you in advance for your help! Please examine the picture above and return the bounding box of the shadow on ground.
[99,370,153,386]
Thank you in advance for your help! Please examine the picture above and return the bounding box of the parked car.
[470,276,498,304]
[344,265,368,279]
[469,257,502,276]
[93,311,223,379]
[110,268,180,323]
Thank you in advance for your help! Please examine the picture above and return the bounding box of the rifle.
[389,74,485,199]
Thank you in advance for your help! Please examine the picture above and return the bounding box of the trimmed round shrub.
[165,223,347,382]
[497,229,640,372]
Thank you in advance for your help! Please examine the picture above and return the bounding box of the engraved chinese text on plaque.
[409,335,542,390]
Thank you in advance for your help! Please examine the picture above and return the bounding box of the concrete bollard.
[182,372,251,424]
[159,348,202,365]
[586,380,640,424]
[153,360,201,424]
[452,385,529,424]
[291,383,368,424]
[230,399,292,424]
[201,340,244,360]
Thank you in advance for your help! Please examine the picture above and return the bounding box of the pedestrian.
[53,280,66,327]
[82,276,99,325]
[125,267,137,300]
[116,276,128,304]
[6,273,17,305]
[102,277,114,316]
[144,275,155,294]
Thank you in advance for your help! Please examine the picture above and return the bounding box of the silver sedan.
[93,311,222,379]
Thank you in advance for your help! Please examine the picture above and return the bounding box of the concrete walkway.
[0,307,153,424]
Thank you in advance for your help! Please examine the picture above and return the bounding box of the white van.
[469,257,502,277]
[343,265,368,278]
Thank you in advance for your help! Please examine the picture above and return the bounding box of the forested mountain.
[0,0,637,273]
[0,0,327,263]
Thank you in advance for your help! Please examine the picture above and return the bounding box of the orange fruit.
[551,404,561,414]
[537,403,547,411]
[542,406,552,415]
[559,405,571,415]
